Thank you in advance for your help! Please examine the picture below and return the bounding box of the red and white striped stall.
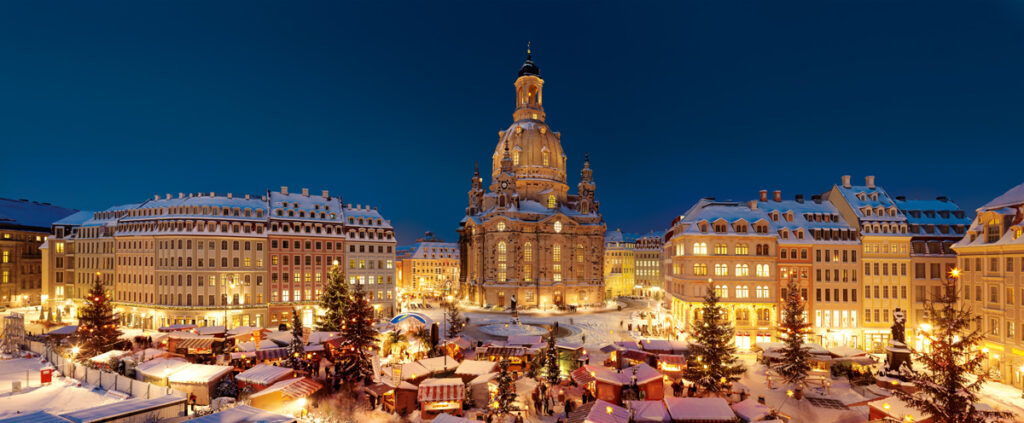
[417,378,466,420]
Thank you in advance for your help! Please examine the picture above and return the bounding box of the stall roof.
[60,395,186,423]
[236,364,293,385]
[468,372,498,386]
[419,356,460,373]
[166,364,232,384]
[172,336,217,350]
[135,357,189,379]
[89,349,130,364]
[628,400,670,423]
[235,340,279,352]
[664,398,737,422]
[0,411,69,423]
[307,331,340,345]
[187,405,296,423]
[455,359,496,376]
[158,324,197,332]
[134,348,173,363]
[47,325,78,336]
[868,396,930,422]
[417,378,466,402]
[481,346,527,357]
[196,326,226,336]
[226,326,261,337]
[731,398,772,421]
[567,399,630,423]
[249,377,323,400]
[570,365,600,385]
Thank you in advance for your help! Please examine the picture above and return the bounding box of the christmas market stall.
[248,377,323,414]
[166,363,233,405]
[478,346,529,372]
[236,364,295,392]
[187,405,296,423]
[455,359,497,383]
[592,363,664,404]
[366,380,418,414]
[88,349,131,370]
[627,400,671,423]
[656,354,686,376]
[417,378,466,420]
[134,357,189,385]
[868,396,931,423]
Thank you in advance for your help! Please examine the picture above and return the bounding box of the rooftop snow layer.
[664,397,736,422]
[982,181,1024,210]
[166,364,232,384]
[0,198,78,231]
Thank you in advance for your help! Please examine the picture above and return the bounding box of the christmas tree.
[215,374,239,399]
[893,270,1013,423]
[682,284,745,394]
[336,285,377,384]
[317,262,349,332]
[444,299,464,339]
[494,356,516,415]
[76,274,122,357]
[544,326,560,383]
[775,277,811,386]
[287,308,305,371]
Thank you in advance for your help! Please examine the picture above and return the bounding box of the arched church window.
[523,243,532,282]
[553,244,562,282]
[554,221,562,233]
[547,195,556,209]
[543,151,550,166]
[513,151,520,166]
[498,242,507,282]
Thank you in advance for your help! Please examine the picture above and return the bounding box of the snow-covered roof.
[0,197,78,231]
[730,398,771,421]
[507,335,543,346]
[982,181,1024,209]
[0,411,69,423]
[605,229,641,244]
[398,240,459,260]
[397,361,431,380]
[306,331,340,345]
[591,363,662,386]
[186,405,295,423]
[417,378,466,402]
[868,396,929,422]
[89,349,130,364]
[627,400,670,423]
[249,377,323,400]
[418,356,460,373]
[59,395,186,423]
[133,348,173,363]
[166,363,233,384]
[236,364,293,385]
[433,414,474,423]
[569,399,630,423]
[226,326,261,337]
[135,357,190,379]
[455,360,496,376]
[638,339,688,354]
[47,325,78,336]
[52,210,94,227]
[196,326,226,336]
[833,182,905,223]
[468,372,498,385]
[664,397,736,422]
[235,340,279,352]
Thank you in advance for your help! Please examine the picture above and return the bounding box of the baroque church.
[457,49,607,308]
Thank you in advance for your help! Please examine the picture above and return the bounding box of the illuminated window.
[756,264,770,277]
[1,251,7,263]
[523,243,532,282]
[756,285,769,298]
[553,244,561,282]
[497,222,506,231]
[56,242,64,254]
[693,243,708,255]
[693,263,708,276]
[735,244,748,255]
[498,242,507,282]
[513,151,520,165]
[736,285,749,298]
[543,151,550,166]
[548,195,556,209]
[576,244,583,263]
[714,263,728,276]
[735,264,749,276]
[1,271,7,283]
[715,244,727,255]
[554,221,562,233]
[715,285,728,298]
[675,243,685,256]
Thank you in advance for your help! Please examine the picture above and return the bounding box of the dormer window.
[986,219,1002,243]
[714,224,727,233]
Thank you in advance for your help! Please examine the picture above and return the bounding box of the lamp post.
[224,280,237,330]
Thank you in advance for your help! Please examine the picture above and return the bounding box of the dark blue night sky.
[2,1,1023,243]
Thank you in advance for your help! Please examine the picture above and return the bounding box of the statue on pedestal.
[880,308,913,383]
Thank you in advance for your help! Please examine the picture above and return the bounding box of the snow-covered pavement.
[0,357,120,418]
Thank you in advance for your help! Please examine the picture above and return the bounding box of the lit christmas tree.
[444,299,464,338]
[682,284,745,394]
[775,277,811,387]
[336,285,376,384]
[544,326,560,383]
[287,308,305,371]
[893,269,1013,423]
[494,356,516,415]
[75,274,122,357]
[317,262,348,332]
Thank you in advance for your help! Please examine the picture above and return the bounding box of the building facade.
[40,188,396,330]
[0,198,77,307]
[457,50,606,309]
[396,232,460,299]
[953,181,1024,388]
[634,232,665,298]
[604,230,636,299]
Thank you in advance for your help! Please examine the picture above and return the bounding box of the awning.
[658,354,686,365]
[418,379,466,402]
[277,377,322,398]
[174,337,217,350]
[621,349,653,362]
[256,348,290,361]
[570,366,596,385]
[482,346,527,357]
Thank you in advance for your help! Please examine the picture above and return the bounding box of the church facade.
[457,50,606,309]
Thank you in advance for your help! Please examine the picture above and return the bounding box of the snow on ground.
[478,322,548,337]
[0,357,120,418]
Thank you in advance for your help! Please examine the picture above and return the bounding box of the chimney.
[795,194,804,203]
[154,195,160,201]
[748,200,758,210]
[812,194,822,203]
[322,190,329,198]
[759,190,768,202]
[165,194,171,200]
[281,186,288,195]
[178,192,184,199]
[227,193,233,199]
[209,192,215,197]
[895,196,906,201]
[773,190,782,202]
[866,175,876,189]
[244,194,250,200]
[936,196,948,202]
[301,188,309,196]
[842,175,851,188]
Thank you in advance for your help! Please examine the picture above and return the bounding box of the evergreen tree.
[444,299,464,339]
[776,278,812,386]
[682,285,745,394]
[494,357,516,415]
[214,374,239,399]
[893,272,1013,423]
[337,285,377,384]
[544,327,560,383]
[75,275,122,357]
[317,262,348,332]
[287,308,305,370]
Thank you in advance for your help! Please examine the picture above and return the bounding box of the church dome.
[518,53,540,77]
[492,119,566,185]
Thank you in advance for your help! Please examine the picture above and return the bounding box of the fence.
[24,340,185,400]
